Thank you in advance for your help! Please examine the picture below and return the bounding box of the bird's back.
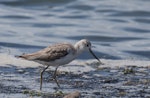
[18,43,76,63]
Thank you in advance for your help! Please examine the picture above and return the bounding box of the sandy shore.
[0,53,150,98]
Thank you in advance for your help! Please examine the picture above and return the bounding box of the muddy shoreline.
[0,54,150,98]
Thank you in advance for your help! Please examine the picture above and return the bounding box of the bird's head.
[74,39,102,64]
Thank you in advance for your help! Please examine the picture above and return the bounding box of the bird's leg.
[53,66,59,78]
[52,66,60,88]
[40,65,49,90]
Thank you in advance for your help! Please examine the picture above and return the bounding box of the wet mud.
[0,63,150,98]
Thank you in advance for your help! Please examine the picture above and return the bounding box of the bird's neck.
[74,43,84,56]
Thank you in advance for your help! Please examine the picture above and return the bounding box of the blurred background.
[0,0,150,60]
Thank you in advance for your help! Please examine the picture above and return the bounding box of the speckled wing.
[18,43,75,62]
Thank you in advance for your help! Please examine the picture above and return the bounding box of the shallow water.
[0,0,150,97]
[0,0,150,60]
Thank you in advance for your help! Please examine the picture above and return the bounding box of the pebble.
[63,91,81,98]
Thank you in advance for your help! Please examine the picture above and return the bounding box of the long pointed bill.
[89,48,102,64]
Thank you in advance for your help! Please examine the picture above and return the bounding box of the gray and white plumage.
[18,39,101,66]
[18,43,76,65]
[17,39,101,90]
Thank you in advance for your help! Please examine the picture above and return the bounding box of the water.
[0,1,150,97]
[0,0,150,60]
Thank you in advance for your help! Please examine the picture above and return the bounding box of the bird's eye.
[86,44,89,47]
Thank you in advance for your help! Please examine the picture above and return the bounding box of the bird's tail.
[15,53,26,59]
[15,55,23,58]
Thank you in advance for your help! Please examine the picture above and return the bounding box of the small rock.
[63,91,81,98]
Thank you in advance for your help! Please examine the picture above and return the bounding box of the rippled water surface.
[0,0,150,60]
